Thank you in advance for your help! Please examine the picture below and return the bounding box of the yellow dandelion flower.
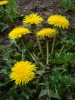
[9,61,37,85]
[47,15,70,29]
[8,27,30,39]
[37,28,57,38]
[23,13,44,25]
[0,1,8,6]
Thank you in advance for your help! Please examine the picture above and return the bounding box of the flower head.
[23,13,43,25]
[0,1,8,6]
[37,28,57,38]
[47,15,70,29]
[8,27,30,39]
[9,61,37,85]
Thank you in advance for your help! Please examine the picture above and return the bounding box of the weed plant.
[60,0,75,12]
[0,13,75,100]
[0,0,18,33]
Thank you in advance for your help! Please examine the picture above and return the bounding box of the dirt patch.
[16,0,75,30]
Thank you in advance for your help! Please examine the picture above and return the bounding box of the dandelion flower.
[23,13,44,25]
[9,61,37,85]
[37,28,57,38]
[0,1,8,6]
[47,15,70,29]
[8,27,30,39]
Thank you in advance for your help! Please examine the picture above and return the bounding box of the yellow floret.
[0,1,8,6]
[23,13,44,25]
[37,28,57,38]
[8,27,30,39]
[47,15,70,29]
[9,61,37,85]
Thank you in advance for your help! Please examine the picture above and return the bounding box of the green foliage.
[6,0,18,23]
[52,54,75,64]
[60,0,75,12]
[0,0,18,33]
[0,6,9,33]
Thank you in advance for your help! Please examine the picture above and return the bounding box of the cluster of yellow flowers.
[8,13,70,40]
[0,0,8,6]
[9,13,70,85]
[8,13,44,39]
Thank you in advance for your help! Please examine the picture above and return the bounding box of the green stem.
[14,40,25,60]
[21,38,26,48]
[33,52,45,68]
[59,45,64,55]
[14,40,22,52]
[35,32,43,54]
[51,36,56,57]
[43,76,51,100]
[29,52,38,65]
[29,52,45,68]
[46,40,49,64]
[55,86,60,100]
[67,87,73,100]
[21,38,27,60]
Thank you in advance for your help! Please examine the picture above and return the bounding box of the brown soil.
[16,0,75,29]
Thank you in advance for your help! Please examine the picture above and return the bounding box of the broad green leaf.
[39,89,48,98]
[50,90,60,98]
[39,83,46,86]
[62,76,75,86]
[21,91,29,99]
[36,70,45,75]
[52,54,75,64]
[0,69,7,74]
[0,80,14,91]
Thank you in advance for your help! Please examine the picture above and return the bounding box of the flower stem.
[21,37,26,48]
[51,36,56,58]
[46,40,49,64]
[29,52,45,68]
[35,32,43,54]
[59,45,64,56]
[14,40,25,60]
[14,40,22,52]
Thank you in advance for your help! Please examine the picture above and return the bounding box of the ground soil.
[16,0,75,30]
